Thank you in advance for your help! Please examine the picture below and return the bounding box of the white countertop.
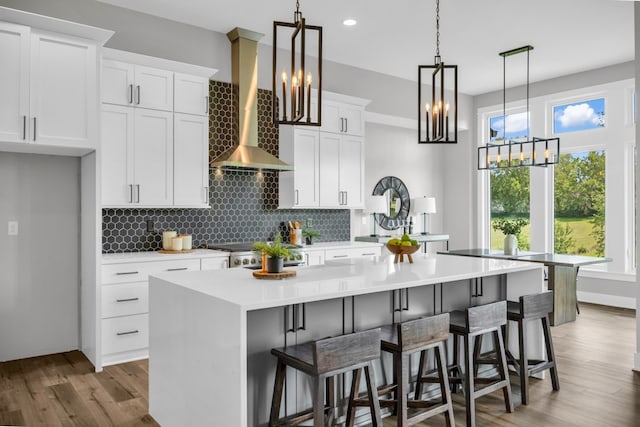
[102,249,228,264]
[150,253,542,311]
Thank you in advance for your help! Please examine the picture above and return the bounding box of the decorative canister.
[171,237,184,251]
[180,234,192,250]
[163,230,177,250]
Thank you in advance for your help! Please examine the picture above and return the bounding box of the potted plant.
[492,218,528,255]
[302,229,320,245]
[253,233,295,273]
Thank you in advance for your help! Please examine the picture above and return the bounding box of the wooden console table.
[439,249,611,326]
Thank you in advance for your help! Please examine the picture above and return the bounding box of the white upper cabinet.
[0,23,97,149]
[174,113,209,206]
[319,133,364,209]
[320,99,365,137]
[102,60,173,111]
[279,127,320,208]
[101,104,134,206]
[0,22,29,143]
[174,73,210,116]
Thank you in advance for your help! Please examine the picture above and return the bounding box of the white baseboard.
[577,291,636,309]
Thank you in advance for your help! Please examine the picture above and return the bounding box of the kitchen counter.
[148,254,544,426]
[101,248,228,264]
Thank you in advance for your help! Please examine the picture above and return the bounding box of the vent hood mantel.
[210,27,293,171]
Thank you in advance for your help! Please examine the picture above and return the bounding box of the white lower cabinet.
[324,246,381,261]
[100,256,224,367]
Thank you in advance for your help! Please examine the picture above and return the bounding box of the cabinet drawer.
[102,259,201,284]
[102,282,148,318]
[200,257,229,270]
[325,247,381,260]
[102,314,148,355]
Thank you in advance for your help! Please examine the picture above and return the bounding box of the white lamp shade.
[366,195,388,214]
[412,196,436,214]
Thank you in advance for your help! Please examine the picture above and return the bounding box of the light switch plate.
[8,221,18,236]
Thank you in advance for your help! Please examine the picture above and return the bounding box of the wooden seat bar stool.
[349,313,455,427]
[269,329,383,427]
[448,300,514,427]
[506,290,559,404]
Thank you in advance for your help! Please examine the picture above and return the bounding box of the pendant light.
[478,45,560,170]
[418,0,458,144]
[272,0,322,126]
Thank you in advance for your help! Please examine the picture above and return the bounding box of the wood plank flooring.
[0,303,638,426]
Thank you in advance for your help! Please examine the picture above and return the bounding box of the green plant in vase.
[492,218,528,255]
[253,233,296,273]
[302,229,320,245]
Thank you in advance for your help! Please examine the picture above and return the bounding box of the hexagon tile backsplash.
[102,81,350,253]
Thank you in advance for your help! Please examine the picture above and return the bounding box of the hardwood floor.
[1,303,638,426]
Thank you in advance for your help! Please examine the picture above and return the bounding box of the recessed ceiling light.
[343,18,357,26]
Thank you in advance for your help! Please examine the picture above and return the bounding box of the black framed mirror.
[372,176,410,230]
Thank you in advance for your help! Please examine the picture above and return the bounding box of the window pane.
[554,151,605,256]
[553,98,605,134]
[489,112,529,142]
[490,167,530,250]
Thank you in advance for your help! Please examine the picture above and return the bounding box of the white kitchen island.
[148,253,544,427]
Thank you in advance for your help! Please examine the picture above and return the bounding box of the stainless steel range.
[208,242,306,269]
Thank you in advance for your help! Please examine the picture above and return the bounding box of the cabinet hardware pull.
[116,271,139,275]
[297,303,306,331]
[345,118,348,133]
[392,289,402,313]
[22,116,26,140]
[344,191,348,205]
[128,84,133,104]
[136,85,141,105]
[135,184,140,203]
[116,330,139,336]
[116,297,139,303]
[128,184,133,203]
[205,96,209,114]
[167,267,188,271]
[285,305,295,333]
[332,255,348,258]
[295,189,299,205]
[203,186,209,204]
[340,117,344,132]
[362,252,376,256]
[32,117,36,141]
[402,288,409,311]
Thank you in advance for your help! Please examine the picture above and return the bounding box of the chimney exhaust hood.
[210,27,293,171]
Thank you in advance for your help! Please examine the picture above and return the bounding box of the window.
[554,151,605,256]
[490,167,530,251]
[553,98,605,134]
[489,112,529,142]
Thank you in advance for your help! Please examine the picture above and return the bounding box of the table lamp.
[412,196,436,235]
[366,195,388,237]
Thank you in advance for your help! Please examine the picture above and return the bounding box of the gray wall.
[0,153,80,361]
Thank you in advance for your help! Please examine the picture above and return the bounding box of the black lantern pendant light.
[477,45,560,170]
[418,0,458,144]
[272,0,322,126]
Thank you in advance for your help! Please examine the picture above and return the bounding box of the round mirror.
[372,176,410,230]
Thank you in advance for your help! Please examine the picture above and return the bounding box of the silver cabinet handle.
[403,288,409,311]
[128,184,133,203]
[136,184,140,203]
[167,267,188,271]
[32,117,36,141]
[22,116,26,140]
[332,254,348,258]
[362,252,376,256]
[116,297,139,303]
[116,330,139,336]
[340,117,344,132]
[344,191,348,205]
[295,189,299,205]
[203,186,209,204]
[116,271,139,275]
[128,84,133,104]
[136,85,141,105]
[205,96,209,114]
[345,118,348,133]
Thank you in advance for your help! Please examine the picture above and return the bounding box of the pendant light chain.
[435,0,441,64]
[294,0,301,23]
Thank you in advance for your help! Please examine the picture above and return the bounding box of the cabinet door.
[341,104,364,136]
[292,128,319,207]
[133,109,174,206]
[30,31,96,148]
[173,113,209,206]
[320,99,342,134]
[0,22,30,143]
[318,132,341,206]
[102,60,135,106]
[174,73,209,116]
[304,250,325,266]
[339,135,364,208]
[101,104,134,206]
[134,66,174,111]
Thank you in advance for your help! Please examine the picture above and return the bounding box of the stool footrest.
[472,379,510,399]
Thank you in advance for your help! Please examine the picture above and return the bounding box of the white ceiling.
[95,0,634,95]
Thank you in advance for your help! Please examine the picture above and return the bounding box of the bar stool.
[449,300,513,427]
[348,314,455,427]
[505,290,559,404]
[269,329,383,427]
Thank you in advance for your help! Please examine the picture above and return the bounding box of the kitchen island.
[148,253,544,426]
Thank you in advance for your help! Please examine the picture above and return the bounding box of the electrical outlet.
[146,219,155,233]
[8,221,18,236]
[306,218,313,228]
